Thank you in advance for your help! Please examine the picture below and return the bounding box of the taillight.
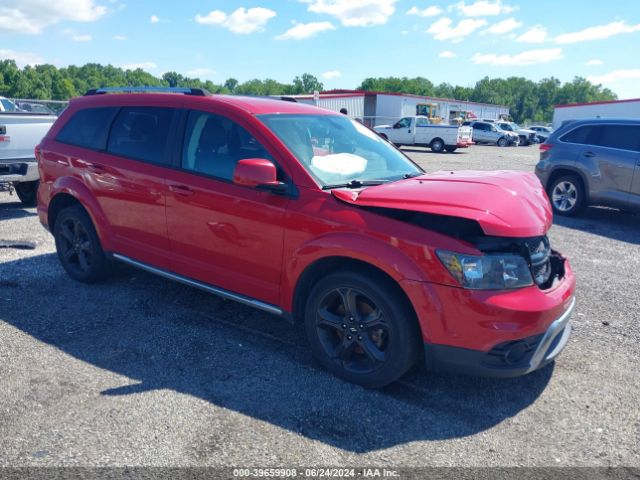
[539,143,553,152]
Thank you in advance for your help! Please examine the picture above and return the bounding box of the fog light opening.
[503,341,529,365]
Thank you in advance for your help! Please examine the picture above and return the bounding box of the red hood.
[331,170,552,237]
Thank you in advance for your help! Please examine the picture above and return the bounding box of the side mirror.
[393,123,401,129]
[233,158,286,193]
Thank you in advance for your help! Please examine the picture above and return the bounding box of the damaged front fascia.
[364,206,566,290]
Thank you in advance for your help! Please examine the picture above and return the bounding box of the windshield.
[258,114,422,187]
[0,99,18,112]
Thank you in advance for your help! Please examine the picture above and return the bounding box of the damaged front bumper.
[423,296,574,378]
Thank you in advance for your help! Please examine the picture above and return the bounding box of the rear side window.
[56,107,117,150]
[107,107,175,164]
[591,125,640,152]
[560,125,596,145]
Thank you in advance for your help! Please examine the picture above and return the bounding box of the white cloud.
[439,50,457,58]
[516,25,547,43]
[150,14,159,23]
[0,0,107,35]
[72,33,92,41]
[276,21,335,40]
[555,21,640,44]
[186,68,216,79]
[588,69,640,85]
[62,28,92,41]
[407,6,442,17]
[485,17,521,34]
[121,61,157,70]
[585,59,603,66]
[0,49,44,67]
[113,34,127,40]
[452,0,516,17]
[427,17,487,42]
[472,48,564,66]
[322,70,342,80]
[195,7,276,34]
[300,0,398,27]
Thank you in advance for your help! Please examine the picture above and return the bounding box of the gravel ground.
[0,144,638,469]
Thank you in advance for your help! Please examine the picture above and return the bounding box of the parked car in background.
[496,122,538,146]
[536,118,640,216]
[35,87,575,387]
[1,96,57,205]
[0,96,21,112]
[529,125,553,143]
[464,121,519,146]
[16,101,56,115]
[373,115,473,153]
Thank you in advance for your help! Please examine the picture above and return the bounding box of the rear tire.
[430,138,445,153]
[548,175,586,217]
[304,272,421,388]
[14,180,39,207]
[54,205,110,283]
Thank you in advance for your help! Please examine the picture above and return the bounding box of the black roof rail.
[84,87,211,96]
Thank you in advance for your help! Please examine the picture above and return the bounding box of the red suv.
[36,88,575,387]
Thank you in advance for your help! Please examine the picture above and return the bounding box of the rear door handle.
[583,151,596,158]
[169,184,194,196]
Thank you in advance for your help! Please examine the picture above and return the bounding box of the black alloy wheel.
[305,272,420,388]
[54,205,110,282]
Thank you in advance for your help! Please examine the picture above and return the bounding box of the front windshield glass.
[258,114,422,187]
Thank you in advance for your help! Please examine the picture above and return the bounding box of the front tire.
[430,138,445,153]
[304,272,421,388]
[497,137,508,147]
[14,180,39,207]
[54,205,110,283]
[548,175,586,216]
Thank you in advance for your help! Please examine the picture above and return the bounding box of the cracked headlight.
[436,250,533,290]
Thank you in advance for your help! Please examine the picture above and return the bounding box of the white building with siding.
[552,98,640,129]
[291,90,510,127]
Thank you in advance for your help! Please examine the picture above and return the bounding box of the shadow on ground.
[0,253,553,453]
[0,199,37,221]
[554,207,640,245]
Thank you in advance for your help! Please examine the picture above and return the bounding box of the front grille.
[526,236,552,286]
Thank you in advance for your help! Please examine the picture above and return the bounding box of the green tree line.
[0,59,617,123]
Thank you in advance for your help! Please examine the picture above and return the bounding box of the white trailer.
[552,98,640,129]
[291,90,509,127]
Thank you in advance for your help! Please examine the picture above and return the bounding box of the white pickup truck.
[0,97,57,205]
[373,116,474,153]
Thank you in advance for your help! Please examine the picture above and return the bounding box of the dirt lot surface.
[1,144,638,469]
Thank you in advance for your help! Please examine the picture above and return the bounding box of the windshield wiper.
[403,172,423,179]
[322,179,389,190]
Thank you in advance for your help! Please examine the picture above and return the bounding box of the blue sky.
[2,0,640,98]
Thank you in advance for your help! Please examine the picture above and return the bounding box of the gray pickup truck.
[0,97,57,205]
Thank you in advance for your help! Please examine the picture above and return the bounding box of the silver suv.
[466,121,519,146]
[535,118,640,216]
